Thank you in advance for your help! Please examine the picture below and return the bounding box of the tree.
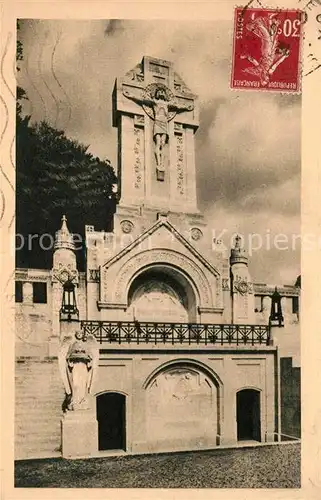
[16,121,117,270]
[16,23,117,270]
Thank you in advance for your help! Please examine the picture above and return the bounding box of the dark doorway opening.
[237,389,261,441]
[96,392,126,451]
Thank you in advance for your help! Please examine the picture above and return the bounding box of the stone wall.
[15,357,64,459]
[93,350,276,455]
[280,357,301,438]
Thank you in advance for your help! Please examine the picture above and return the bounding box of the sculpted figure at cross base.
[123,83,193,181]
[58,334,99,411]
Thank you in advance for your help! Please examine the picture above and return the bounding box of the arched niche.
[143,360,222,448]
[127,265,197,323]
[103,249,216,311]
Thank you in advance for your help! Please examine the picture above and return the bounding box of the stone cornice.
[253,283,300,297]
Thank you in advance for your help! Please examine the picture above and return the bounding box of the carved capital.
[222,278,230,291]
[52,264,78,285]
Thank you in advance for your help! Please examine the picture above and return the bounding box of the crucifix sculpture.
[123,83,193,181]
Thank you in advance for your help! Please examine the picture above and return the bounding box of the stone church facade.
[15,57,300,459]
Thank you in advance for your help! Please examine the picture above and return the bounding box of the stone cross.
[123,82,193,181]
[112,56,199,213]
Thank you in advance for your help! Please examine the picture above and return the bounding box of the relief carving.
[120,220,134,234]
[52,264,78,285]
[190,228,203,241]
[222,278,230,291]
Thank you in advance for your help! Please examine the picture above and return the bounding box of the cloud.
[207,206,300,283]
[17,19,301,283]
[197,92,301,211]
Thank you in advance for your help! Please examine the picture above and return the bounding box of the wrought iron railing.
[80,321,271,346]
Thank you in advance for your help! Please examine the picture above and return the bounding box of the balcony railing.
[80,321,271,346]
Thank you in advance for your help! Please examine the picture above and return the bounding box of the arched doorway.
[237,389,261,441]
[127,266,197,323]
[96,392,126,451]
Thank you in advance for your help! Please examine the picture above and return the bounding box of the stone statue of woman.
[59,334,99,411]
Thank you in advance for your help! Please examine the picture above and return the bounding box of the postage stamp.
[231,7,303,92]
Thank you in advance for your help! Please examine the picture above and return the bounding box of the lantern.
[60,280,79,321]
[269,287,284,327]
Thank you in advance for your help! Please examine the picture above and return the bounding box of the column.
[22,281,33,304]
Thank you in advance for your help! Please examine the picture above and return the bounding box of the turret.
[53,215,77,273]
[230,234,248,266]
[50,216,79,348]
[230,235,255,324]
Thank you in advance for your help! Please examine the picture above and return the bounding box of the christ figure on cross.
[123,84,193,181]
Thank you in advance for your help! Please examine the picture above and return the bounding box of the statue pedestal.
[61,409,98,458]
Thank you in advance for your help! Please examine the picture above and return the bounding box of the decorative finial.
[230,234,248,266]
[54,214,75,251]
[235,234,242,249]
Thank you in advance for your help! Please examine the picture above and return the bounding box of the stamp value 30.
[231,7,303,92]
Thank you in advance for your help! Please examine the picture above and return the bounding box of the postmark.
[231,7,303,92]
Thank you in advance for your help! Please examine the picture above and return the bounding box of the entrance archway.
[237,389,261,441]
[127,266,197,323]
[96,392,126,451]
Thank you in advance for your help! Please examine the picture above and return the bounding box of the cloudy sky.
[18,19,301,284]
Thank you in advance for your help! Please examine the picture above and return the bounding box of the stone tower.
[112,56,199,214]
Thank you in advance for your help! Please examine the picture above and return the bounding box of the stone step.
[16,434,60,445]
[16,389,62,395]
[15,407,62,415]
[16,434,60,444]
[15,399,61,407]
[15,372,60,379]
[16,397,62,403]
[15,416,62,425]
[15,410,62,418]
[15,415,62,426]
[16,418,61,426]
[15,390,62,396]
[16,426,61,435]
[15,390,63,396]
[16,362,58,365]
[16,432,61,447]
[16,384,62,390]
[15,446,61,459]
[15,407,62,414]
[16,417,61,426]
[15,450,61,460]
[16,424,61,434]
[15,361,64,459]
[16,412,62,419]
[15,386,62,392]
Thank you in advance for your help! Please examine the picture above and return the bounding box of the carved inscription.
[133,127,144,190]
[176,134,185,196]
